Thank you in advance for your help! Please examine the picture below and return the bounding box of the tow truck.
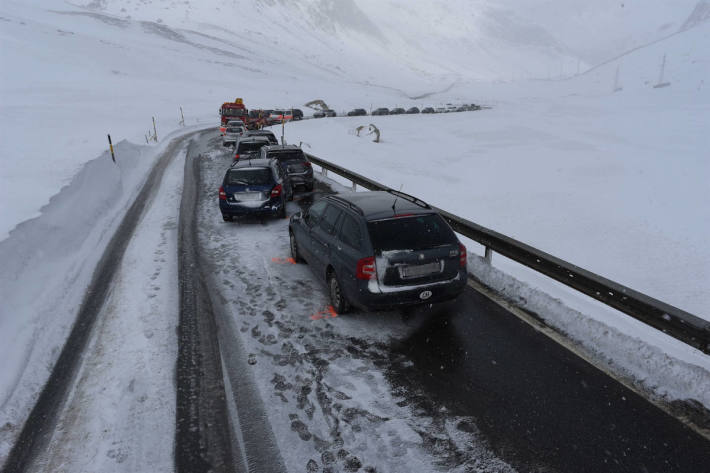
[219,98,248,134]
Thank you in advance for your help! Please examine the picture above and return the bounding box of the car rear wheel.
[290,232,303,262]
[328,272,350,314]
[222,214,232,222]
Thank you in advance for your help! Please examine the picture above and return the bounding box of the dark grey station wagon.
[288,190,467,313]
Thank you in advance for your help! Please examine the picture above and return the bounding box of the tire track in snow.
[3,131,203,473]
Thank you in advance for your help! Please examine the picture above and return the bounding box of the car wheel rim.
[330,277,340,307]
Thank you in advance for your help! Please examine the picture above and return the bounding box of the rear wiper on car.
[230,179,249,185]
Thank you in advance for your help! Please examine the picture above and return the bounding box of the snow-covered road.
[4,129,709,473]
[30,144,186,473]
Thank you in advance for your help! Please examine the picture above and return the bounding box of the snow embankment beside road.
[0,126,203,464]
[31,145,186,473]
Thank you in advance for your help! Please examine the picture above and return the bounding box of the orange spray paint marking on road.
[310,306,338,321]
[271,257,296,265]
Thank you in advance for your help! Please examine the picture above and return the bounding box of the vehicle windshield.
[223,108,247,116]
[367,214,456,251]
[226,167,272,185]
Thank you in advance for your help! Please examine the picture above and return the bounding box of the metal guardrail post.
[306,152,710,354]
[484,247,493,264]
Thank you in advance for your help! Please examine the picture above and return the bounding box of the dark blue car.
[219,158,293,221]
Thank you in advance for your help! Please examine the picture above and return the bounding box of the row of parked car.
[216,124,468,313]
[347,103,482,117]
[219,121,314,220]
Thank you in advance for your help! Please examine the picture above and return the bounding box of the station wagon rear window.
[367,214,456,251]
[226,168,272,185]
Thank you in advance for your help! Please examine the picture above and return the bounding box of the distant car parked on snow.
[347,108,368,116]
[390,108,405,115]
[313,110,326,118]
[243,129,279,145]
[233,136,271,161]
[323,109,337,117]
[405,107,420,114]
[288,190,467,313]
[259,145,314,192]
[421,107,435,114]
[371,108,389,116]
[222,124,245,146]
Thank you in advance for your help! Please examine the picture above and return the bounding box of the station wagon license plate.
[236,192,263,201]
[399,261,442,279]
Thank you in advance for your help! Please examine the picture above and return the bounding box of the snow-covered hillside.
[1,0,707,241]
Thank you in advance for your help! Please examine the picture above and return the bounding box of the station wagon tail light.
[356,256,376,280]
[234,154,240,160]
[219,186,227,200]
[459,243,467,268]
[303,161,311,167]
[271,184,283,197]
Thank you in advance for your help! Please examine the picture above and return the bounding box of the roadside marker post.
[152,116,158,142]
[107,134,116,163]
[281,115,285,145]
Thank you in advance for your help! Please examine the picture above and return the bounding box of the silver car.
[222,125,245,147]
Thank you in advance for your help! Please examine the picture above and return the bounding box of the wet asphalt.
[387,290,710,473]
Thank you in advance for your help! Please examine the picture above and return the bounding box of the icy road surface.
[188,131,709,473]
[191,133,513,473]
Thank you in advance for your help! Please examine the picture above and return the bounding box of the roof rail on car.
[385,189,431,209]
[326,195,364,215]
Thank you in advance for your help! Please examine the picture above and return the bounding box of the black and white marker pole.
[107,134,116,163]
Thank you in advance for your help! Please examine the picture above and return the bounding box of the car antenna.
[391,184,404,214]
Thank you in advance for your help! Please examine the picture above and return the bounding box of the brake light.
[219,186,227,200]
[234,153,240,161]
[459,243,467,268]
[271,184,282,197]
[356,256,376,280]
[304,161,312,167]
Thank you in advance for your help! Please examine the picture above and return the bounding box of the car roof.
[238,136,270,143]
[246,129,276,135]
[230,158,274,169]
[324,191,432,220]
[262,144,302,152]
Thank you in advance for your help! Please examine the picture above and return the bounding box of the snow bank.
[0,126,204,462]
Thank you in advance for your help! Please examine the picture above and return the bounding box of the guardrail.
[305,153,710,354]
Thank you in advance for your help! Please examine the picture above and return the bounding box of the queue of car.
[219,129,315,222]
[342,103,480,117]
[217,111,469,313]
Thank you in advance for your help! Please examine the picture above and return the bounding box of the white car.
[222,125,245,146]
